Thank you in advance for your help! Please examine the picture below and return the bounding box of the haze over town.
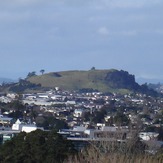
[0,0,163,83]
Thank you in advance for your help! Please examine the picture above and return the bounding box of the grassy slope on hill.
[27,69,135,93]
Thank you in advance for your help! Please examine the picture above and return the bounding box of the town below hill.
[0,80,163,161]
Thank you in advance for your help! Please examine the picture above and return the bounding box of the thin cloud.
[155,29,163,35]
[121,31,137,36]
[1,0,162,8]
[0,11,31,22]
[0,0,162,80]
[109,0,161,8]
[137,73,163,80]
[91,0,163,10]
[1,0,42,6]
[98,27,109,36]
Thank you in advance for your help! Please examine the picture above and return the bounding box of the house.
[139,132,159,141]
[12,119,44,133]
[73,109,85,118]
[0,116,13,125]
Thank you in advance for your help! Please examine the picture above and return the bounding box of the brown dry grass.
[65,139,163,163]
[66,147,163,163]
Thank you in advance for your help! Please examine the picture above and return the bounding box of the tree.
[26,71,36,78]
[36,116,69,131]
[92,109,107,124]
[113,112,130,126]
[91,67,96,70]
[40,69,45,75]
[0,130,76,163]
[8,100,25,111]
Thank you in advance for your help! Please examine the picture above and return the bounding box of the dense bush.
[0,130,76,163]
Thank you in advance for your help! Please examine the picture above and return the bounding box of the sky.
[0,0,163,82]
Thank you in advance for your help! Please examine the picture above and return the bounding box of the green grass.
[27,69,133,93]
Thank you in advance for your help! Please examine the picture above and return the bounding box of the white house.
[12,119,44,133]
[73,109,84,117]
[139,132,159,141]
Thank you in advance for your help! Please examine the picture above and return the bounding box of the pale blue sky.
[0,0,163,82]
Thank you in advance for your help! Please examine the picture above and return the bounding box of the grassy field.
[28,69,133,93]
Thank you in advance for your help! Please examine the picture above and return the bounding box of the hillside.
[26,69,144,94]
[0,69,158,95]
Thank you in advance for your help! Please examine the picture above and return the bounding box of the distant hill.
[136,77,163,85]
[25,69,158,95]
[147,83,163,93]
[0,69,159,96]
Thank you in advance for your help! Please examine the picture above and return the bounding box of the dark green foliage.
[90,67,96,70]
[51,73,62,77]
[36,116,69,131]
[8,100,25,110]
[9,80,41,93]
[147,83,162,92]
[40,69,45,75]
[83,111,91,122]
[113,112,130,126]
[7,100,26,119]
[94,98,106,105]
[105,70,139,90]
[83,108,107,124]
[89,109,107,124]
[27,72,36,78]
[8,110,23,119]
[78,88,98,93]
[0,130,76,163]
[140,83,159,97]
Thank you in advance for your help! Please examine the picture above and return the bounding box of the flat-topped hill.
[27,69,141,93]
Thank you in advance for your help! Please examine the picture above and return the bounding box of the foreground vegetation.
[0,130,76,163]
[0,129,163,163]
[67,150,163,163]
[67,139,163,163]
